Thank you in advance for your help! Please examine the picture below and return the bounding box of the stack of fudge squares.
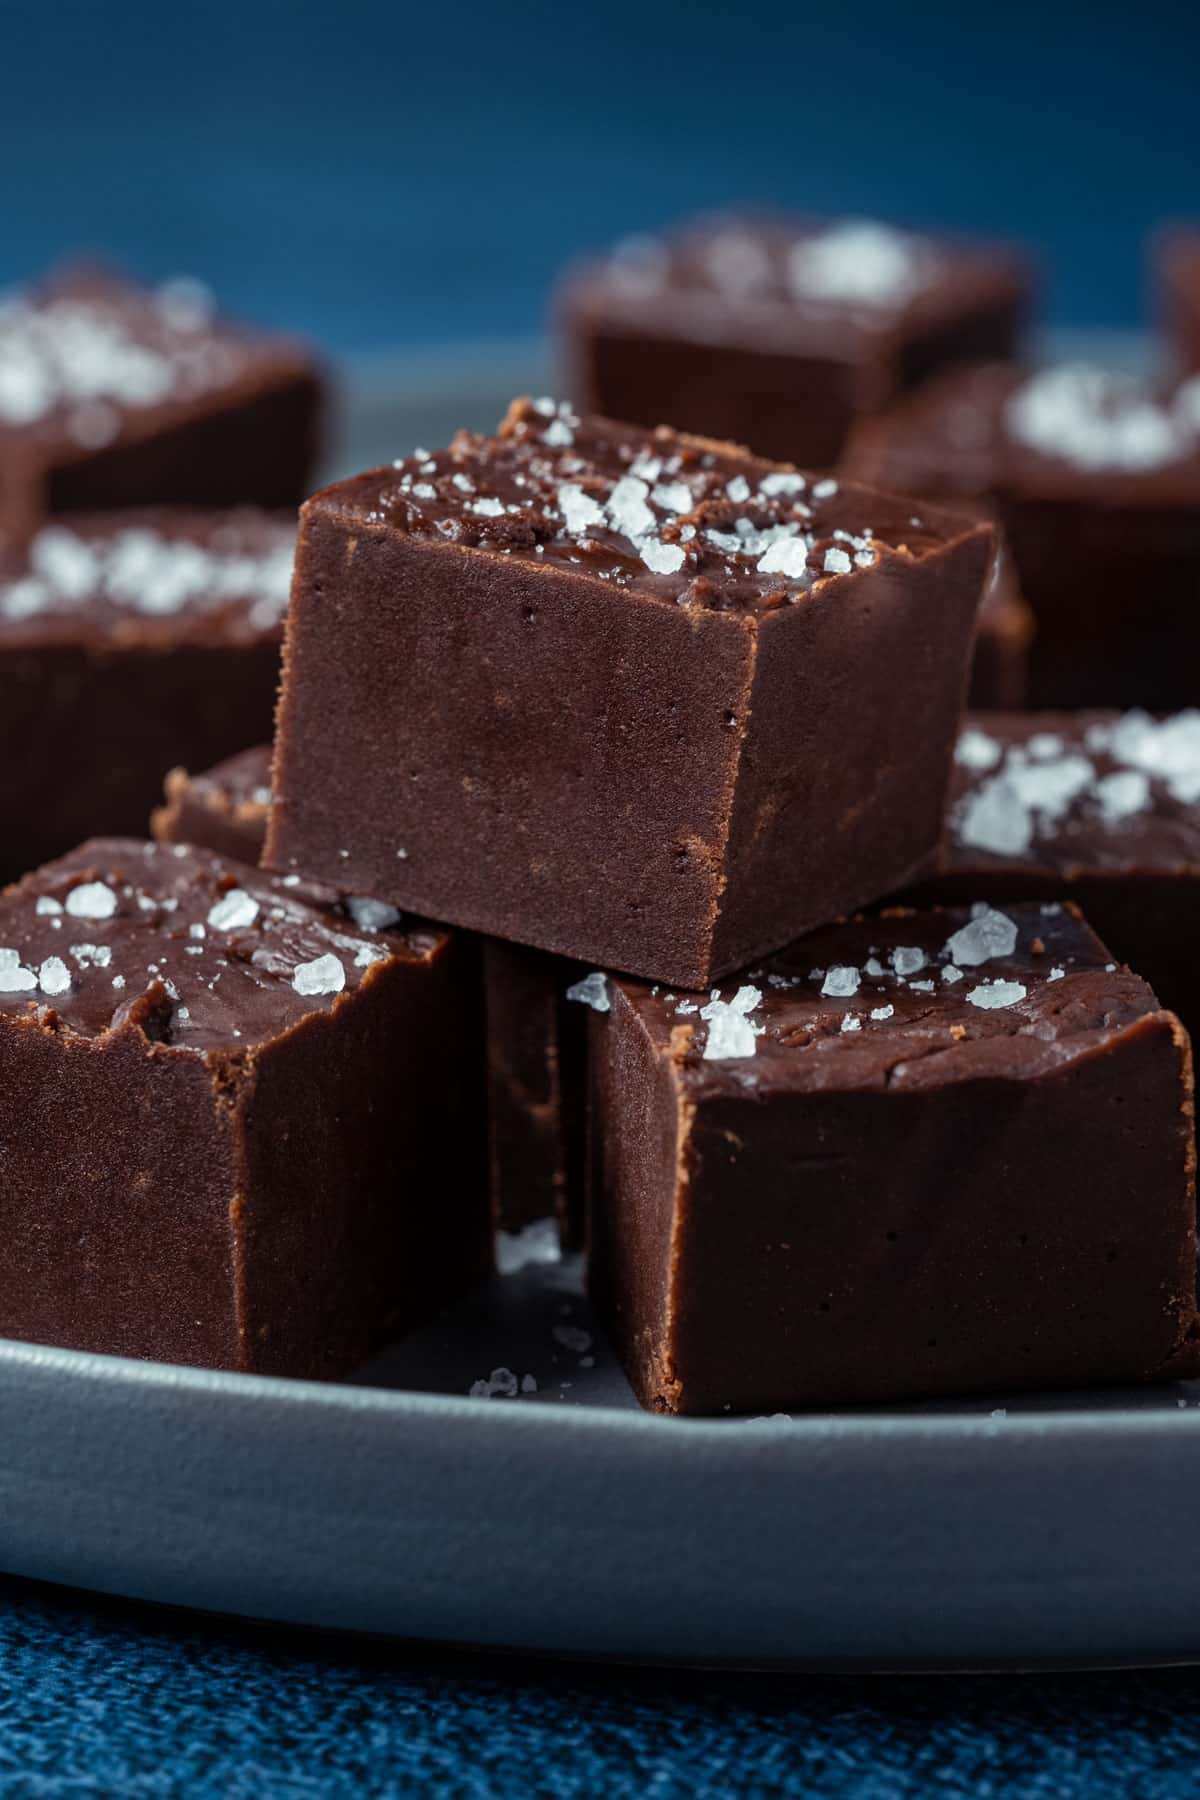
[3,214,1200,1417]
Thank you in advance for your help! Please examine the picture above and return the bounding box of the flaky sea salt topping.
[784,221,934,307]
[952,710,1200,857]
[1006,365,1200,472]
[370,401,957,612]
[0,520,294,628]
[292,953,346,997]
[701,984,763,1060]
[566,971,610,1013]
[0,276,249,438]
[678,906,1040,1053]
[0,846,416,1047]
[604,218,940,314]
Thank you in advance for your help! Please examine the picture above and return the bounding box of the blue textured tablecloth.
[3,1572,1200,1797]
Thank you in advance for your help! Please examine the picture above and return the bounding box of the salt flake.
[65,881,117,921]
[566,971,609,1013]
[966,979,1027,1010]
[38,956,71,996]
[943,909,1019,967]
[207,888,259,932]
[701,984,762,1060]
[292,953,345,997]
[821,966,860,998]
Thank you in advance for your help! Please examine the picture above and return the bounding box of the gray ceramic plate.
[3,339,1197,1672]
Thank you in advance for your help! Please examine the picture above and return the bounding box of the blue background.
[0,0,1197,351]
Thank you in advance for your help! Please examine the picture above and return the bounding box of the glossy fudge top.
[0,266,312,446]
[948,711,1200,872]
[320,398,979,613]
[0,838,443,1053]
[843,362,1200,501]
[564,214,1026,346]
[599,903,1161,1095]
[0,509,295,647]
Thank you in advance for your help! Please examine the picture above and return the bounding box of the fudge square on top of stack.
[265,398,993,991]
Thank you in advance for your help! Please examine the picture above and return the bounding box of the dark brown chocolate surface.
[559,215,1030,466]
[0,265,323,535]
[0,838,489,1374]
[906,710,1200,1038]
[840,362,1200,707]
[588,903,1198,1414]
[267,401,992,989]
[152,744,273,865]
[0,837,439,1050]
[0,509,294,878]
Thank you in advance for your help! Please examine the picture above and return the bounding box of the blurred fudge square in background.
[0,510,295,881]
[588,904,1198,1415]
[265,399,992,990]
[907,708,1200,1041]
[0,838,490,1374]
[558,214,1031,468]
[1156,230,1200,375]
[0,264,323,539]
[840,361,1200,709]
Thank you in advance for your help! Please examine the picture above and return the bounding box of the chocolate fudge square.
[588,903,1198,1414]
[558,215,1031,468]
[151,745,589,1244]
[0,265,322,536]
[0,509,294,880]
[841,361,1200,708]
[907,709,1200,1038]
[1156,231,1200,375]
[0,839,489,1373]
[266,399,992,990]
[153,744,274,865]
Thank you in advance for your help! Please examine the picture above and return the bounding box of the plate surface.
[3,1235,1200,1669]
[4,340,1198,1672]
